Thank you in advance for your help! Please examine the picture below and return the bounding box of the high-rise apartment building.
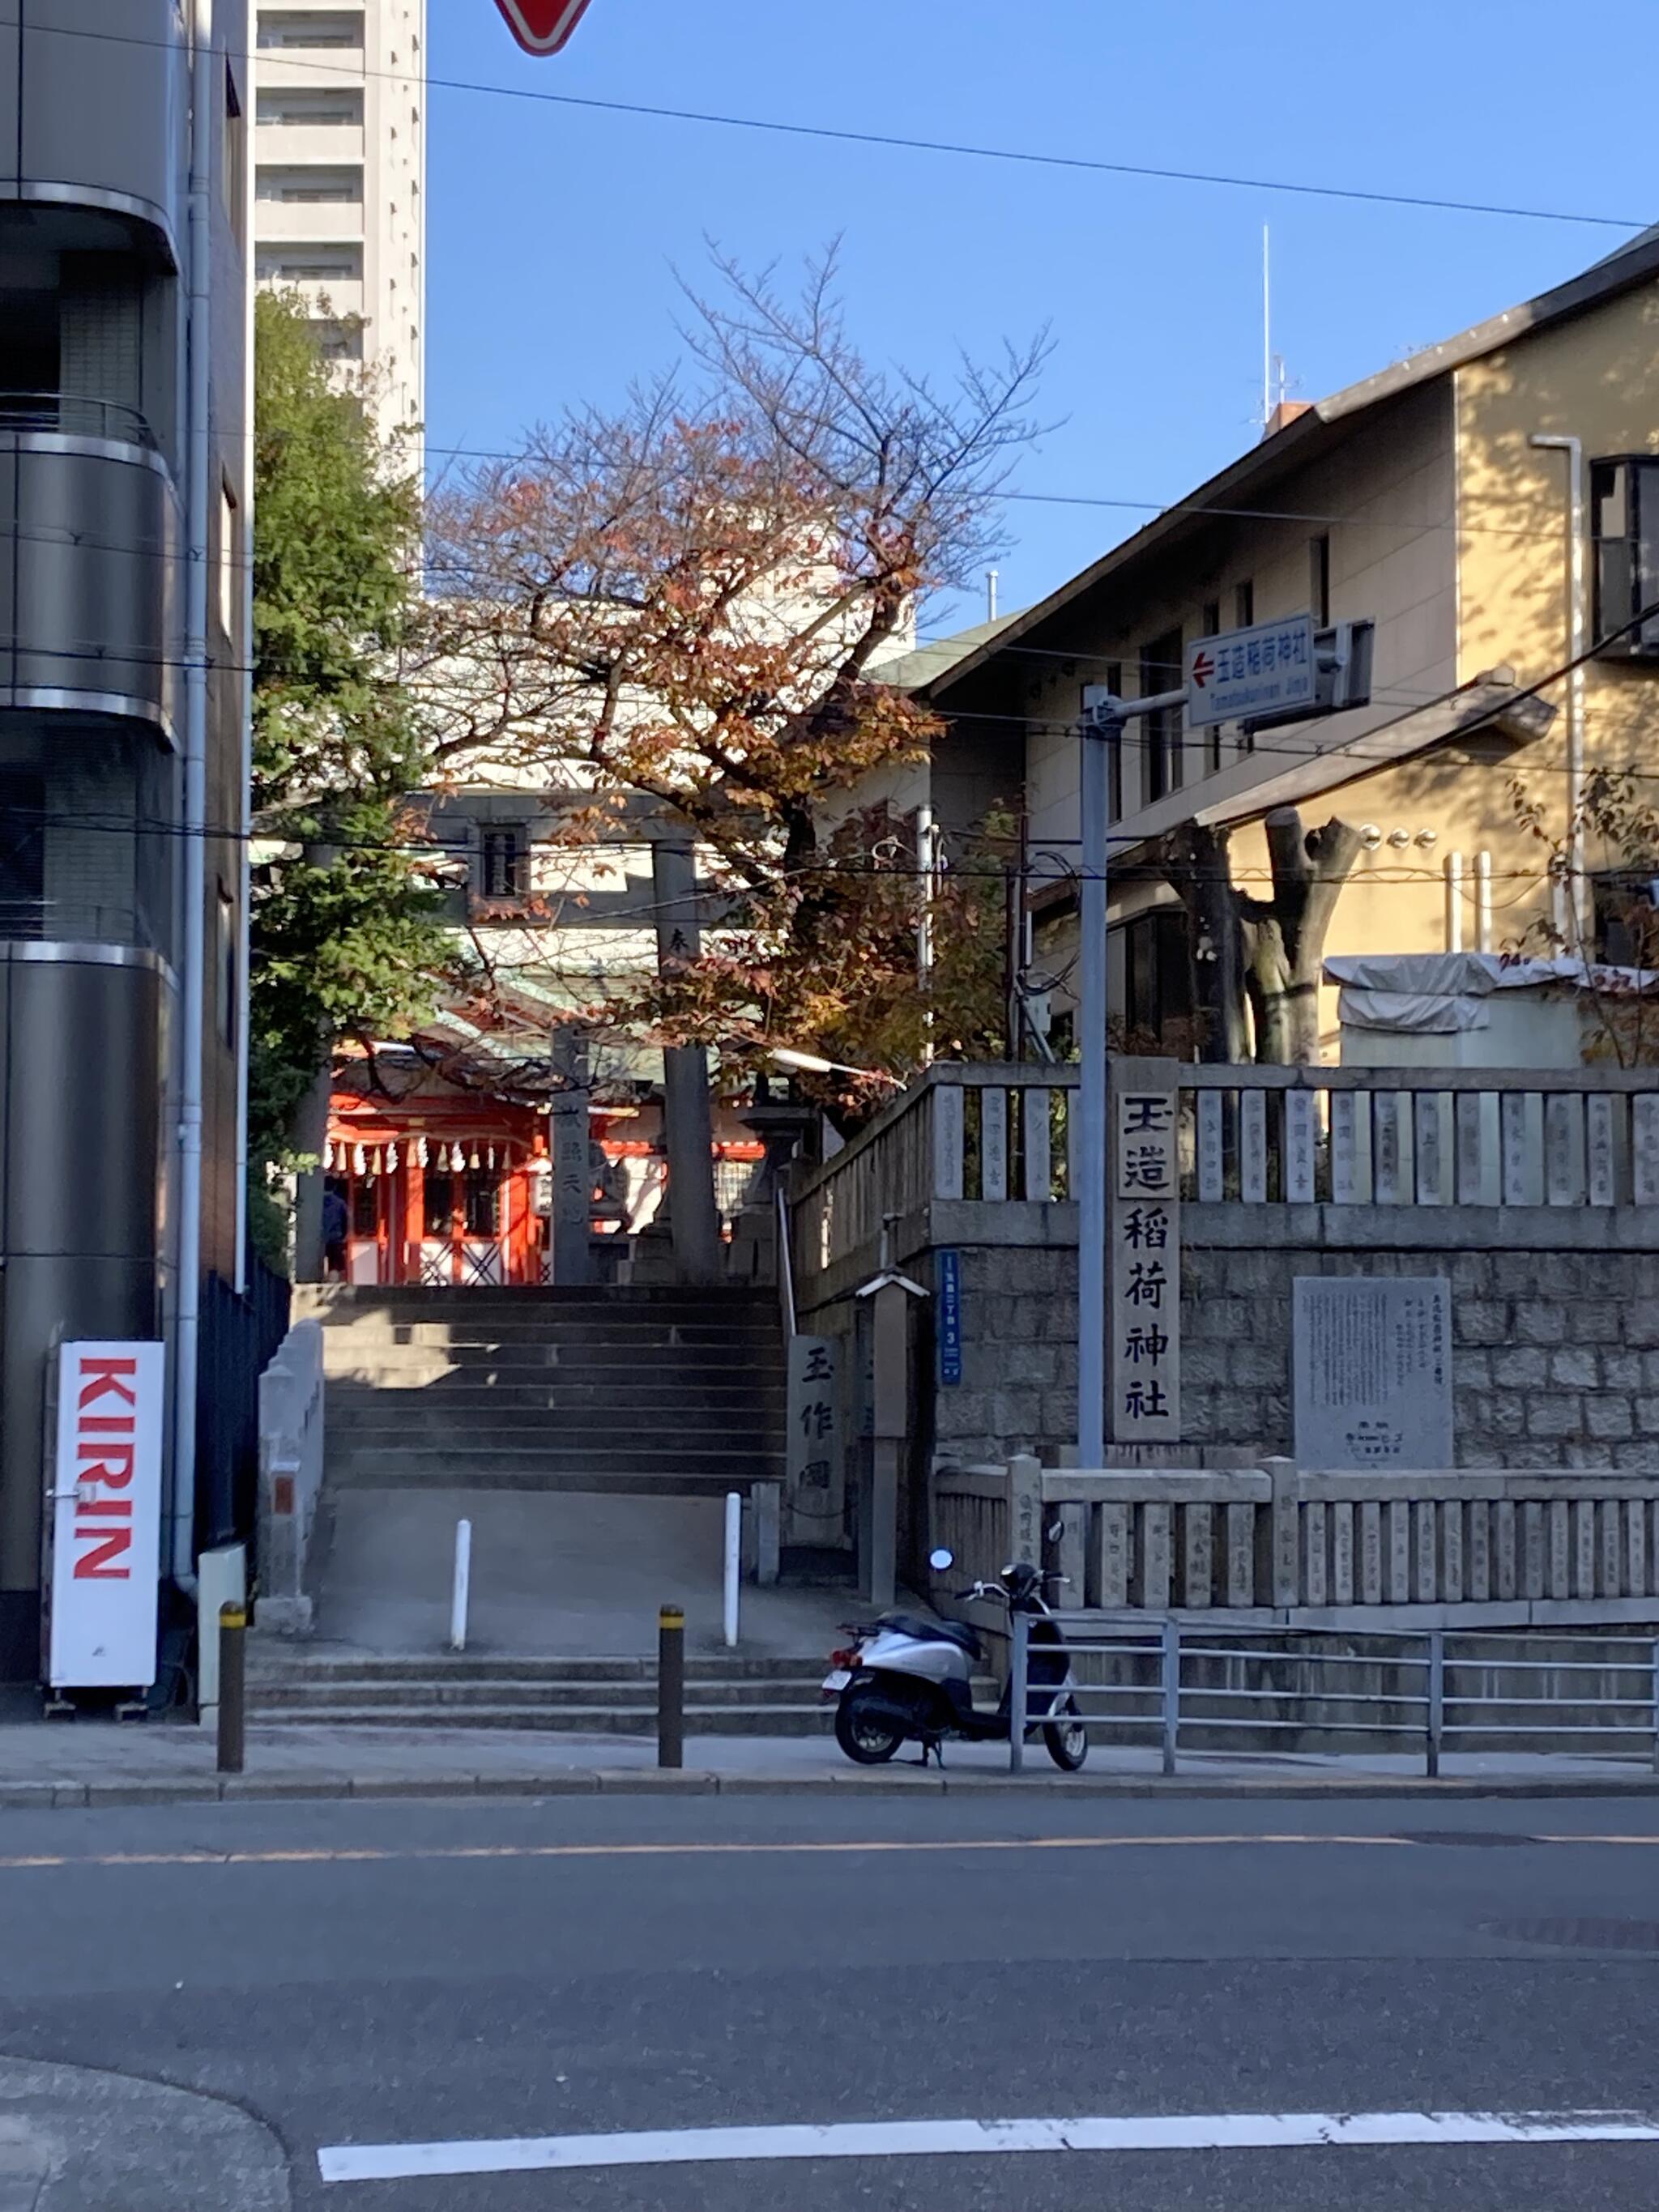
[252,0,425,456]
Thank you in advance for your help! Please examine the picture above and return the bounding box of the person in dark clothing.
[322,1183,349,1280]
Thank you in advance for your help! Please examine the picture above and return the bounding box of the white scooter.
[824,1548,1088,1771]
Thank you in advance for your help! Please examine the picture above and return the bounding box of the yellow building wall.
[1456,276,1659,940]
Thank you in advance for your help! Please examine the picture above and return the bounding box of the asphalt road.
[2,1789,1659,2208]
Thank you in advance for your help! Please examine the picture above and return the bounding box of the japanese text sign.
[1186,613,1316,730]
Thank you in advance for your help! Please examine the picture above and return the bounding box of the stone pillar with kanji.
[1109,1058,1181,1445]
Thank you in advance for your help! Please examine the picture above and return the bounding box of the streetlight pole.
[1077,699,1111,1470]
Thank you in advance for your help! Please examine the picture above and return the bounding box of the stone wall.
[1182,1245,1659,1473]
[832,1227,1659,1473]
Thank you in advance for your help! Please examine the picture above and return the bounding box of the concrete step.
[316,1319,784,1348]
[248,1702,837,1736]
[303,1292,780,1320]
[304,1289,778,1311]
[329,1422,784,1453]
[247,1652,830,1685]
[326,1383,787,1410]
[326,1413,785,1440]
[248,1677,823,1712]
[326,1394,786,1422]
[320,1349,787,1376]
[326,1465,786,1495]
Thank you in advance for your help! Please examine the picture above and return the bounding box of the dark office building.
[0,0,251,1678]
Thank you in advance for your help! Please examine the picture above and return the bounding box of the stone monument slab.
[1292,1275,1453,1472]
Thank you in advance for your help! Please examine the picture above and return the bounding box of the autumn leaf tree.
[416,252,1046,1111]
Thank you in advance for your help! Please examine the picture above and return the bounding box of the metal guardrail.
[0,392,158,448]
[1007,1613,1659,1776]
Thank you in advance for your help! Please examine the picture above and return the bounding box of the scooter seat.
[876,1612,982,1660]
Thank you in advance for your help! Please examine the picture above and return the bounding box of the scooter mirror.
[1047,1519,1066,1543]
[928,1547,954,1572]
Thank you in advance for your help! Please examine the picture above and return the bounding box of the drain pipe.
[232,11,255,1297]
[1529,433,1587,948]
[172,0,216,1599]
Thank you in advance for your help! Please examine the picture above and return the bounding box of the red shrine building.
[322,1045,762,1289]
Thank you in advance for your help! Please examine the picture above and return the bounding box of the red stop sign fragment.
[493,0,594,53]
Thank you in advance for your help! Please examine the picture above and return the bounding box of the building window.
[1140,629,1183,803]
[1122,908,1193,1048]
[307,318,363,362]
[257,165,363,203]
[480,825,528,901]
[256,87,364,126]
[424,1168,454,1232]
[258,11,364,47]
[1309,535,1331,628]
[0,769,45,932]
[1104,663,1123,823]
[223,61,245,219]
[1591,456,1659,659]
[1084,676,1124,825]
[1232,584,1257,748]
[463,1170,500,1238]
[219,476,239,640]
[255,243,364,283]
[216,885,237,1049]
[1201,601,1222,774]
[352,1174,378,1238]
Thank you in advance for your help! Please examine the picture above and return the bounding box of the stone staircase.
[245,1649,836,1736]
[304,1285,786,1494]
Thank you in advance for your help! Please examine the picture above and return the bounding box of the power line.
[5,805,1623,895]
[54,17,1644,232]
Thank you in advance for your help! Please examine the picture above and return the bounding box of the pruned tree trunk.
[1241,808,1363,1065]
[1158,806,1362,1065]
[1156,820,1248,1063]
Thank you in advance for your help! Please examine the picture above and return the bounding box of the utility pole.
[650,825,722,1285]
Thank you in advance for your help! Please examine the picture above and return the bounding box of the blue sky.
[427,0,1653,636]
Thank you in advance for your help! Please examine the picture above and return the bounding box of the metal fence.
[197,1260,292,1558]
[1007,1614,1659,1776]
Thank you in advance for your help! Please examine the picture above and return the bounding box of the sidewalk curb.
[2,1769,1659,1813]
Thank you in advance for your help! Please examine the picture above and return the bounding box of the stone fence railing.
[931,1454,1659,1630]
[791,1063,1659,1287]
[253,1319,326,1636]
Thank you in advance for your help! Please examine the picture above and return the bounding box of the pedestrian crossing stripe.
[318,2107,1659,2183]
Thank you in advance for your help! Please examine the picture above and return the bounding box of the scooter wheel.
[1043,1694,1089,1772]
[835,1690,905,1765]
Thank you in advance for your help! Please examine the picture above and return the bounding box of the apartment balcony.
[1,0,184,261]
[256,122,367,167]
[0,398,181,744]
[253,198,365,245]
[274,277,366,323]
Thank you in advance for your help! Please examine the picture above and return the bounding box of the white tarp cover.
[1323,952,1658,1034]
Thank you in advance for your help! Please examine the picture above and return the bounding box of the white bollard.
[450,1517,472,1652]
[723,1490,741,1649]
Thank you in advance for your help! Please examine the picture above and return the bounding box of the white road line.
[318,2108,1659,2184]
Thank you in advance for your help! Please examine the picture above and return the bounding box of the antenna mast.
[1262,224,1271,430]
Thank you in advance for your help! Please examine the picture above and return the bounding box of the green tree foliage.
[249,292,447,1196]
[1510,764,1659,1064]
